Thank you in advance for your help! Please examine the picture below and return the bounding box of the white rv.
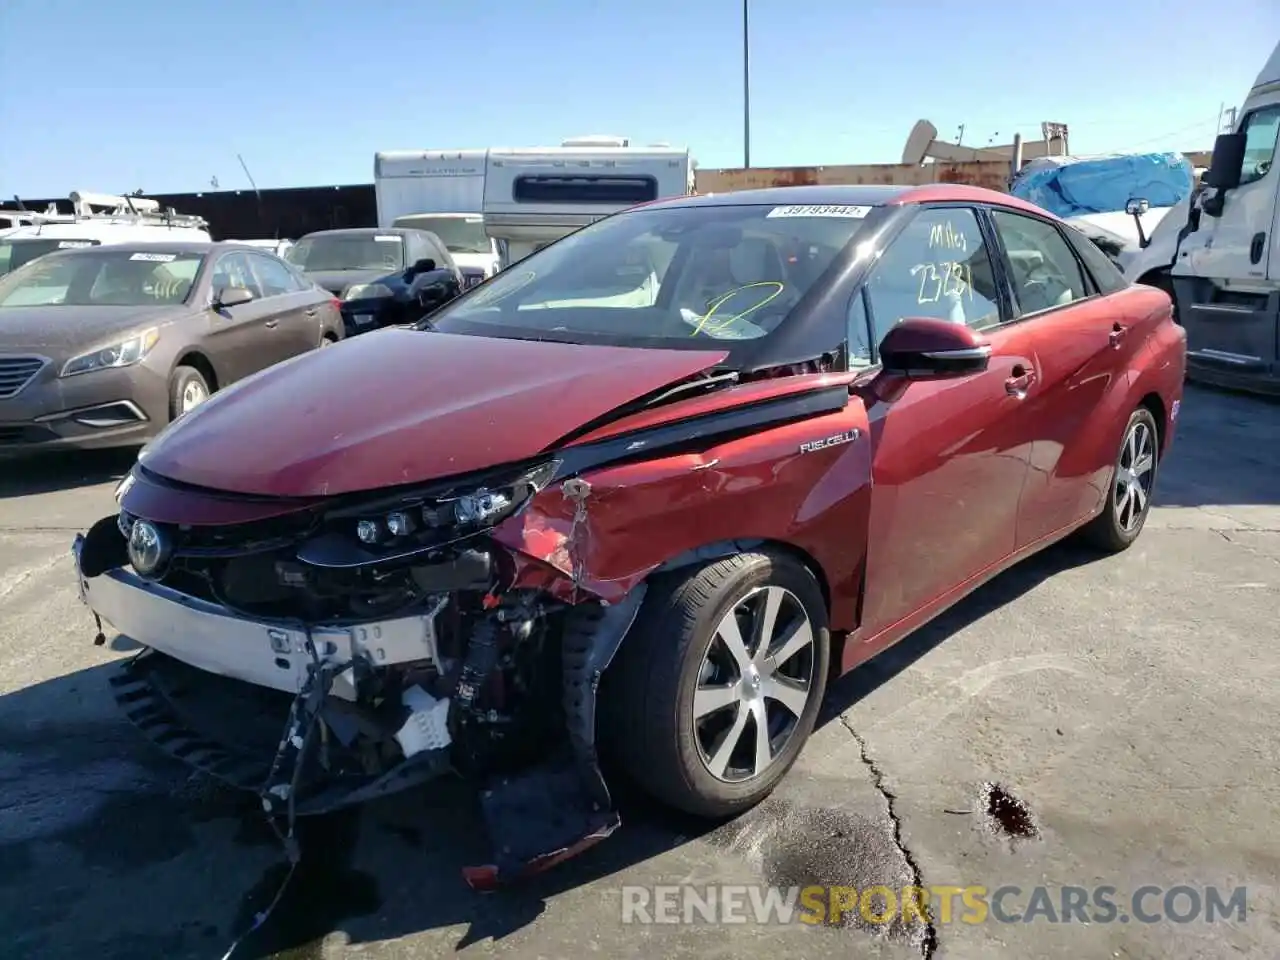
[1124,40,1280,393]
[481,137,696,264]
[0,191,211,276]
[374,149,502,282]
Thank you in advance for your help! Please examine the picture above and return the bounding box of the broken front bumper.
[71,534,632,885]
[71,536,443,701]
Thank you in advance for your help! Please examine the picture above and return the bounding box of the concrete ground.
[0,383,1277,960]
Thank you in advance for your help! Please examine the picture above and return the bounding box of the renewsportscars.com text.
[620,884,1249,926]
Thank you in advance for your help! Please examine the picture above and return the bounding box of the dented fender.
[491,400,874,631]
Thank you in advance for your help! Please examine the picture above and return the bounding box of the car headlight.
[343,283,394,301]
[349,460,561,547]
[61,328,160,378]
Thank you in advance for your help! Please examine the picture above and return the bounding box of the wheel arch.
[172,348,219,392]
[652,537,834,619]
[1137,391,1168,453]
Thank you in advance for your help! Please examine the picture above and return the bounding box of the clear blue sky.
[1,0,1277,197]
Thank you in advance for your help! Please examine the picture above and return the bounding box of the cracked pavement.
[0,382,1277,959]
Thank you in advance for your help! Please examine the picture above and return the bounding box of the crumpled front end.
[73,373,869,887]
[73,458,646,887]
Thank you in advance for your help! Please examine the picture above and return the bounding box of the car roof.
[647,183,1054,219]
[40,240,273,255]
[296,227,412,240]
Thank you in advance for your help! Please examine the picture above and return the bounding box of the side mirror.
[1204,131,1246,192]
[878,317,991,379]
[214,286,254,309]
[1126,197,1152,248]
[408,257,436,276]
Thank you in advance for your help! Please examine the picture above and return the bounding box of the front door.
[852,204,1036,642]
[1175,103,1280,379]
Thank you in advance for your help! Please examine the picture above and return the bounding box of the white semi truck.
[1124,41,1280,393]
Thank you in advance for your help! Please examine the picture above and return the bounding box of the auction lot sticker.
[766,204,871,219]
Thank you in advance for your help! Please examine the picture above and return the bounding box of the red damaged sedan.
[72,185,1185,885]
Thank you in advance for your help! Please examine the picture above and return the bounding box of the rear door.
[246,252,325,357]
[205,251,277,382]
[985,208,1138,547]
[853,204,1036,641]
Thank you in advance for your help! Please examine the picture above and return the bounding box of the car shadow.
[0,538,1106,959]
[0,448,138,500]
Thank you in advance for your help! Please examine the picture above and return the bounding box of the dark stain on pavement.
[711,795,924,943]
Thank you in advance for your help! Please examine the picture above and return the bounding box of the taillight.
[330,298,342,311]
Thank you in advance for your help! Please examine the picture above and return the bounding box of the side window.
[250,253,303,297]
[990,211,1088,315]
[861,206,1002,346]
[1063,223,1129,295]
[211,253,262,299]
[1239,105,1280,186]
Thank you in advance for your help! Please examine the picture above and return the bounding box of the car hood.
[0,305,187,357]
[305,269,397,297]
[139,329,729,497]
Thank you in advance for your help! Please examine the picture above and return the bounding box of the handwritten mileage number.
[913,261,974,305]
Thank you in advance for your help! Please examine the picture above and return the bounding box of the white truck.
[0,191,211,276]
[481,137,696,264]
[373,150,502,284]
[1124,41,1280,393]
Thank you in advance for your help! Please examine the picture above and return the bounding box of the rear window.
[512,175,659,205]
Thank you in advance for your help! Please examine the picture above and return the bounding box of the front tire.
[604,551,830,818]
[1080,406,1159,552]
[168,365,210,422]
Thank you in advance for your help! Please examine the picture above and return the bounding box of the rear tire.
[602,550,830,819]
[1080,407,1159,553]
[168,365,210,422]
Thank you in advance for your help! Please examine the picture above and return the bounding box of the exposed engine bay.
[74,458,653,890]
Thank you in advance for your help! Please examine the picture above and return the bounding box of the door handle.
[265,319,279,328]
[1250,232,1266,265]
[1109,321,1128,347]
[305,307,319,317]
[1005,365,1035,398]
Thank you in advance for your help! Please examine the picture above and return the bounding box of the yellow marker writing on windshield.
[691,281,786,336]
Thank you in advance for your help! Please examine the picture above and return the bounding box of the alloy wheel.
[692,585,816,783]
[1114,419,1156,533]
[181,380,208,415]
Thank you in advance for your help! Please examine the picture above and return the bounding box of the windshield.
[429,202,873,357]
[0,248,205,308]
[286,234,405,272]
[0,238,100,277]
[396,216,490,254]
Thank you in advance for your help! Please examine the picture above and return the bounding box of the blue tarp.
[1009,153,1194,219]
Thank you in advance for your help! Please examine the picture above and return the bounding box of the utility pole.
[743,0,751,168]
